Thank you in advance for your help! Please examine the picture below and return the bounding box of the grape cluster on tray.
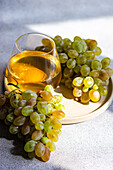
[54,35,113,103]
[0,84,65,162]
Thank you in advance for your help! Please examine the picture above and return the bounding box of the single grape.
[26,98,36,106]
[93,84,98,90]
[44,121,52,132]
[80,65,90,77]
[6,112,15,123]
[63,40,72,52]
[46,140,56,151]
[101,57,111,69]
[72,40,83,53]
[89,70,99,78]
[65,78,72,89]
[48,103,54,113]
[30,112,40,124]
[99,86,107,96]
[63,38,71,43]
[9,124,19,134]
[83,76,94,88]
[81,40,88,52]
[52,110,65,119]
[21,124,30,135]
[82,86,89,93]
[54,104,65,111]
[74,65,81,74]
[91,60,102,70]
[39,114,46,121]
[44,85,54,94]
[41,137,50,144]
[37,101,48,115]
[68,49,78,58]
[35,142,45,157]
[80,92,90,104]
[13,116,26,126]
[50,116,62,130]
[22,106,33,116]
[54,36,63,47]
[73,87,82,97]
[105,68,113,77]
[40,91,53,101]
[22,90,37,100]
[76,55,87,65]
[24,140,36,152]
[67,58,76,69]
[88,40,97,50]
[28,151,36,159]
[74,36,82,41]
[94,78,103,86]
[72,77,84,87]
[86,59,93,68]
[99,69,109,81]
[0,95,6,106]
[56,46,63,53]
[63,67,74,78]
[19,100,27,107]
[14,107,22,116]
[89,89,100,102]
[41,146,50,162]
[35,121,44,130]
[31,130,43,141]
[93,46,102,56]
[47,129,58,142]
[10,95,20,108]
[59,53,68,63]
[84,51,95,60]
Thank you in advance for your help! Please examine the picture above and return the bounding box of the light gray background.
[0,0,113,170]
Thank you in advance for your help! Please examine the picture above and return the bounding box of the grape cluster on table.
[0,85,65,162]
[54,35,113,103]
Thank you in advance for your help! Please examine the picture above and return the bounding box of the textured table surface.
[0,1,113,170]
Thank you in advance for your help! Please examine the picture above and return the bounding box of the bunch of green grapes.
[54,35,113,103]
[0,85,65,162]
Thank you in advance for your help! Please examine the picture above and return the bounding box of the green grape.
[86,59,93,67]
[40,91,53,101]
[89,89,100,102]
[63,40,72,52]
[52,110,65,119]
[24,140,36,152]
[93,84,98,90]
[89,70,99,78]
[17,132,25,141]
[81,40,88,52]
[44,121,52,132]
[41,146,50,162]
[93,46,102,56]
[22,90,37,100]
[59,53,68,63]
[73,87,82,97]
[68,49,78,58]
[63,67,74,78]
[6,112,15,123]
[35,121,44,130]
[4,119,11,126]
[30,112,40,124]
[85,39,91,44]
[35,142,45,157]
[0,108,7,120]
[53,129,62,136]
[91,60,102,70]
[74,36,82,41]
[54,36,63,47]
[63,38,71,43]
[101,57,111,69]
[31,130,43,141]
[80,65,90,77]
[14,107,22,116]
[46,140,56,151]
[37,101,48,115]
[13,116,26,126]
[50,116,62,130]
[54,104,65,111]
[83,76,94,88]
[48,104,54,113]
[105,68,113,77]
[9,124,19,134]
[94,78,103,86]
[82,86,89,92]
[65,78,72,89]
[72,77,84,87]
[74,65,81,74]
[88,40,97,50]
[8,107,14,114]
[0,95,6,106]
[22,106,33,116]
[67,58,76,69]
[80,92,90,104]
[44,85,54,94]
[47,129,58,142]
[41,137,49,144]
[49,95,63,104]
[21,124,30,135]
[84,51,95,60]
[39,114,46,121]
[10,95,20,108]
[19,100,27,107]
[28,151,36,159]
[99,69,109,81]
[72,40,83,53]
[99,86,107,96]
[56,46,63,53]
[27,98,36,106]
[76,55,87,65]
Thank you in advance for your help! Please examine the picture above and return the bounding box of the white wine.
[6,50,61,92]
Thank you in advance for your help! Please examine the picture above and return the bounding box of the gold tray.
[4,77,113,124]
